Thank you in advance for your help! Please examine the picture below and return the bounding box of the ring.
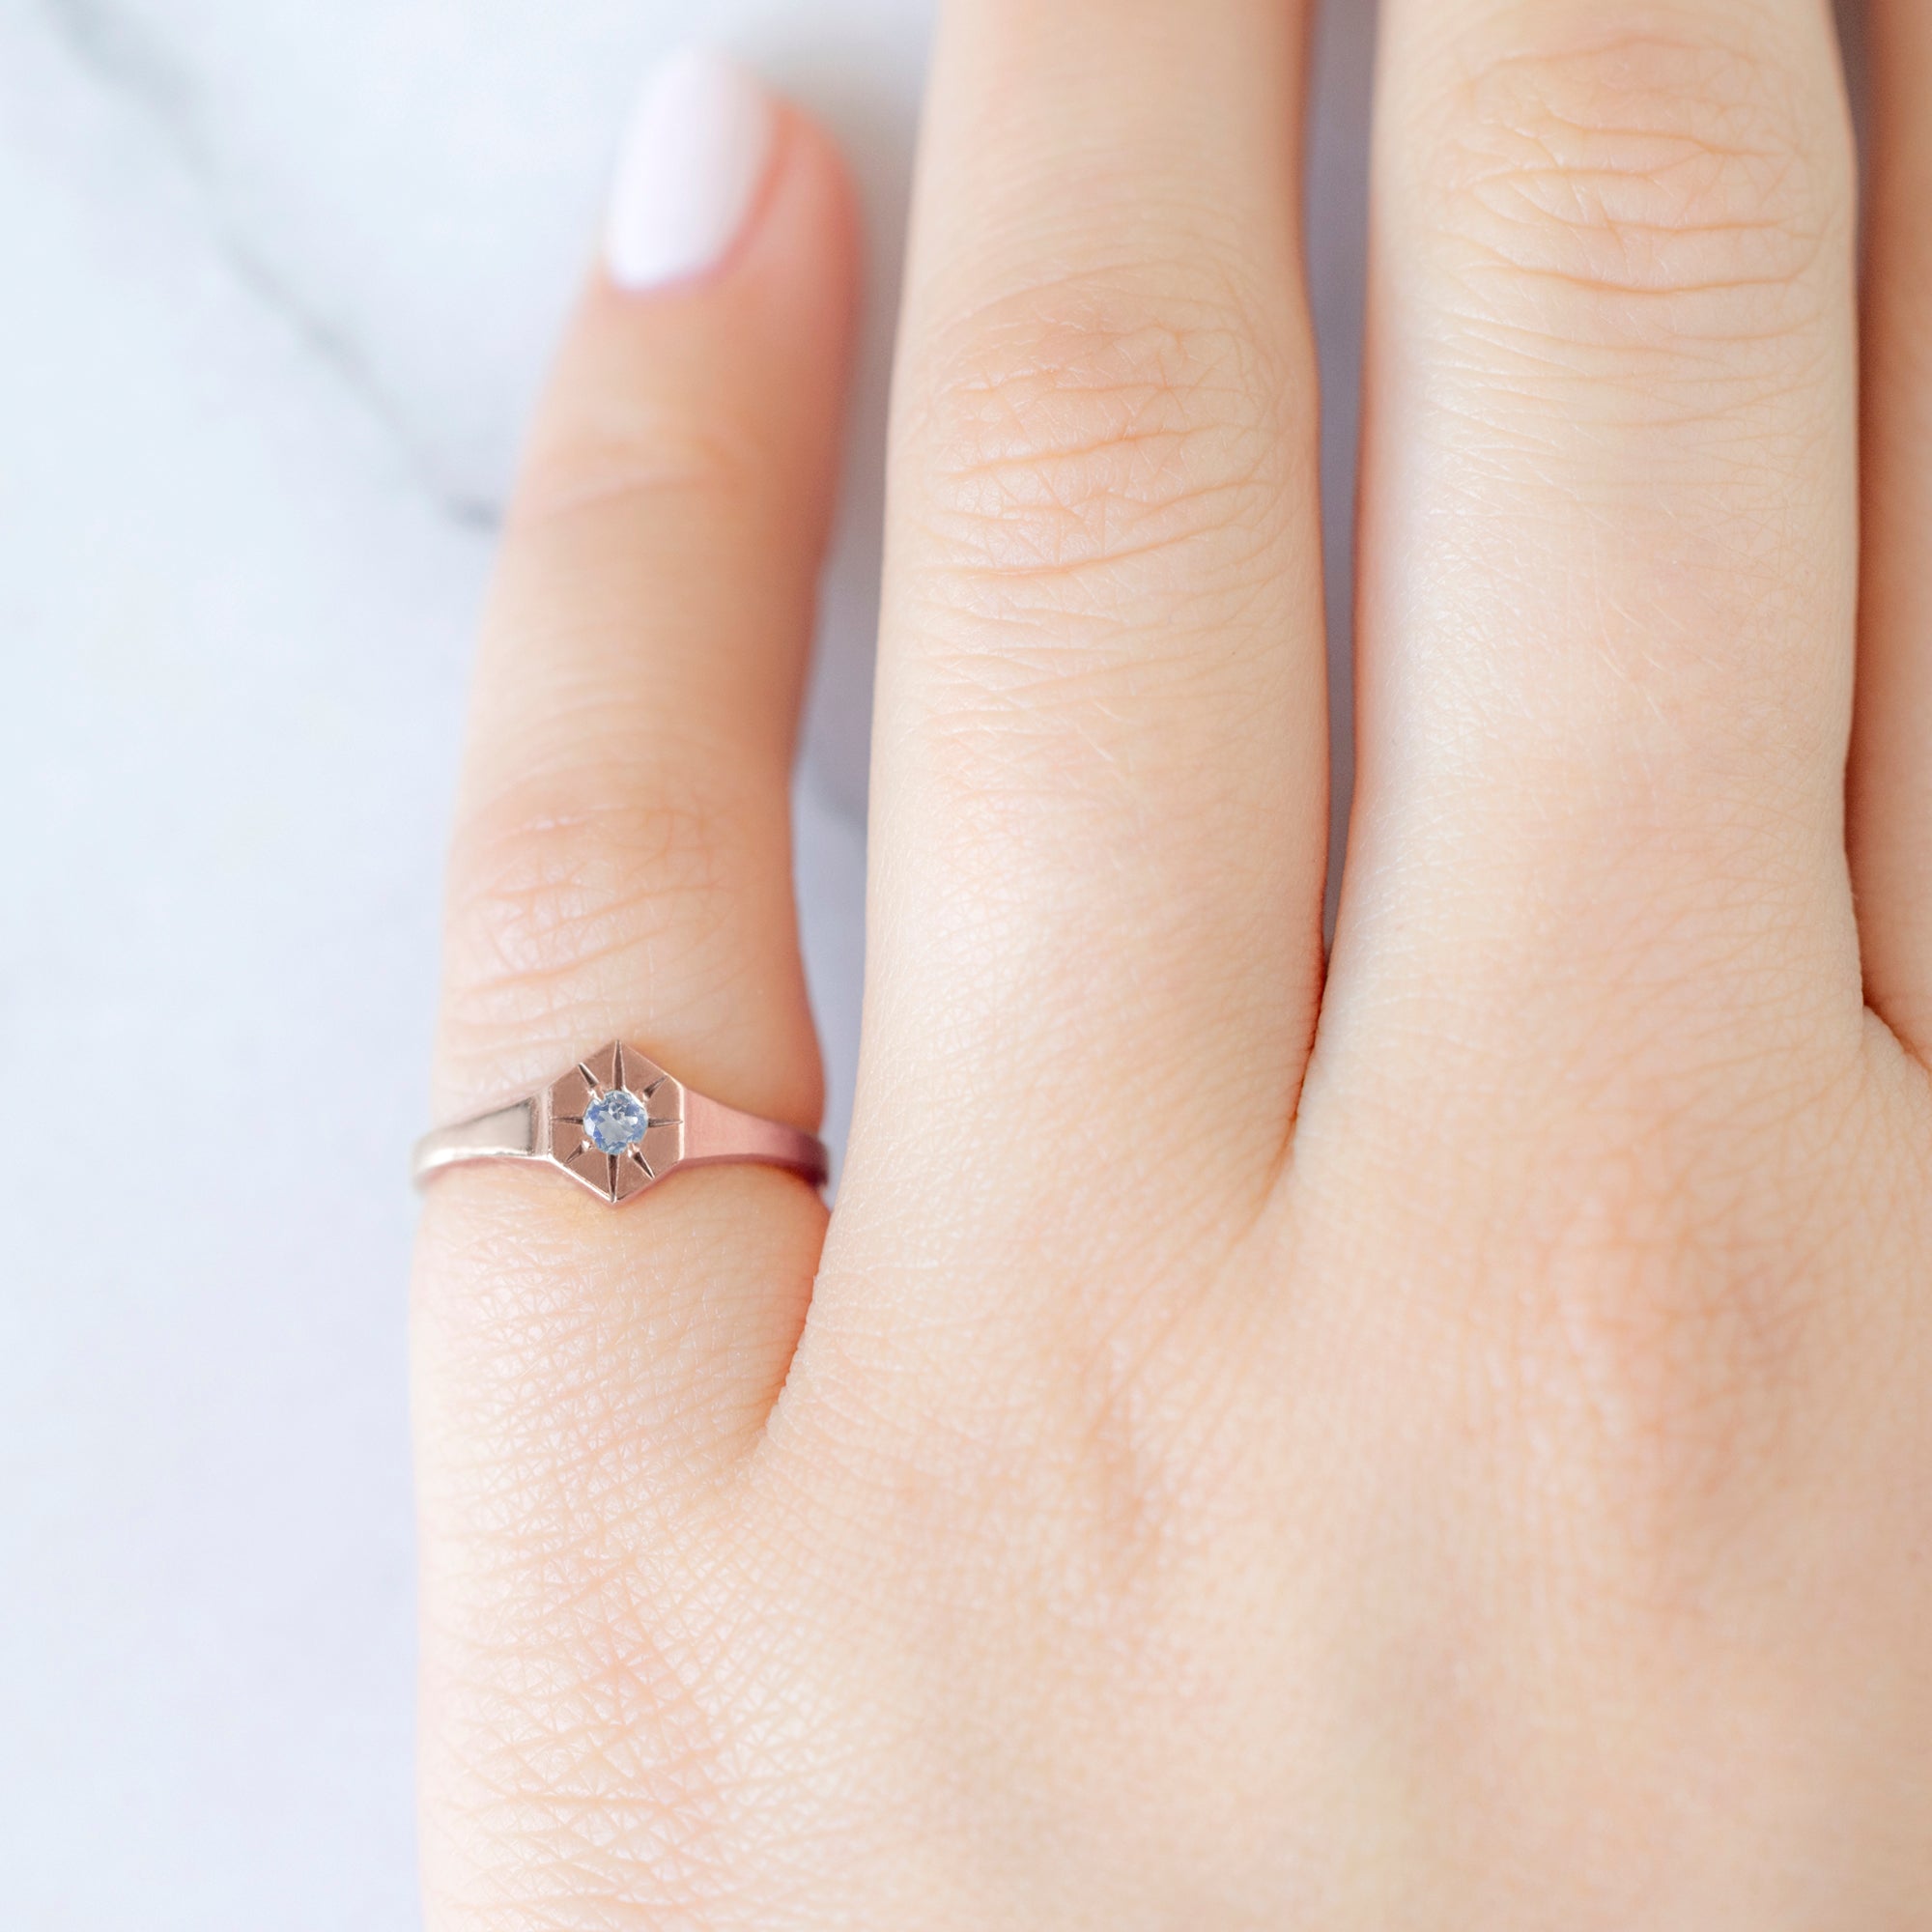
[412,1039,829,1204]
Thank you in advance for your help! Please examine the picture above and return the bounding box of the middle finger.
[1327,0,1863,1121]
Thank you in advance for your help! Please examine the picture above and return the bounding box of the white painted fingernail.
[604,47,776,293]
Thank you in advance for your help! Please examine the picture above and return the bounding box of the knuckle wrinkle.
[1422,23,1847,332]
[909,271,1296,583]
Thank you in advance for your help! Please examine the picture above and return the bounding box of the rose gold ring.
[411,1039,828,1205]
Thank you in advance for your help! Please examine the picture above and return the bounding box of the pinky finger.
[415,53,860,1922]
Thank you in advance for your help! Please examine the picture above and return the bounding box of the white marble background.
[0,0,1373,1919]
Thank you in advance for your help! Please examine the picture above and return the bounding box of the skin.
[414,0,1932,1923]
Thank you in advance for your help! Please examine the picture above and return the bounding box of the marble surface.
[0,0,1372,1919]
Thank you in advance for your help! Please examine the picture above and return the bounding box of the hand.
[413,6,1932,1924]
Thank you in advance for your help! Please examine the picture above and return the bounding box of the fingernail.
[604,47,776,293]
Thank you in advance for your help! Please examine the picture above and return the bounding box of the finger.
[1851,0,1932,1063]
[416,58,858,1915]
[848,0,1328,1240]
[1332,0,1864,1098]
[417,59,858,1481]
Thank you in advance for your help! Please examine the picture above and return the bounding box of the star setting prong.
[550,1044,685,1202]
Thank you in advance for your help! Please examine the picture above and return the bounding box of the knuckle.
[456,779,725,982]
[894,270,1306,830]
[512,398,777,540]
[440,766,751,1055]
[1419,22,1848,349]
[1511,1251,1805,1590]
[1475,1096,1868,1548]
[906,269,1301,594]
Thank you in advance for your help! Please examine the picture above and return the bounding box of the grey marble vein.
[38,0,504,532]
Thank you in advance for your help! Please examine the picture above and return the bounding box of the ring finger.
[827,0,1331,1345]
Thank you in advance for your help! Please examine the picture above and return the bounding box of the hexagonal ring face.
[543,1040,687,1204]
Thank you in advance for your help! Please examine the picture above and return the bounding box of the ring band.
[412,1039,828,1204]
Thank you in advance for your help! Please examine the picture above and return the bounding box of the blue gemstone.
[584,1089,649,1153]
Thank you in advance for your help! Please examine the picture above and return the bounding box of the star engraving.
[546,1043,682,1202]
